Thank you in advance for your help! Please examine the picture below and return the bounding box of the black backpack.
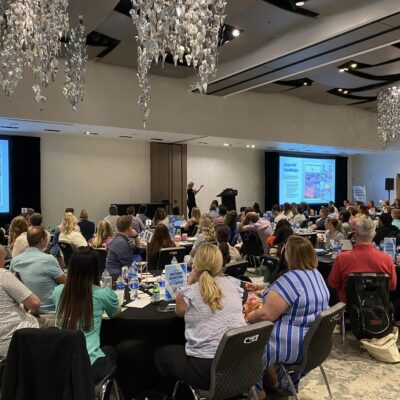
[346,273,394,340]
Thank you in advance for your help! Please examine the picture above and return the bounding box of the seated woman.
[355,204,370,221]
[339,210,352,238]
[269,224,293,257]
[190,215,216,257]
[246,236,329,398]
[59,212,87,249]
[9,216,29,258]
[317,217,345,248]
[53,247,120,383]
[183,207,201,237]
[153,208,169,227]
[215,224,242,266]
[154,244,246,391]
[89,220,113,249]
[147,224,176,270]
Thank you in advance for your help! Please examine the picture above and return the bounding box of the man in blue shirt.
[105,215,141,281]
[10,226,65,314]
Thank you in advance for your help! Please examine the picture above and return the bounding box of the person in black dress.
[187,181,204,218]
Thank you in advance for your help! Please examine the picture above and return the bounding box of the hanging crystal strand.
[130,0,227,126]
[377,86,400,149]
[63,16,88,111]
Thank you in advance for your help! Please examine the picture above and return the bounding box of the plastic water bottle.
[171,256,178,265]
[152,282,160,304]
[102,270,112,289]
[379,241,384,252]
[168,224,174,238]
[332,240,342,259]
[129,272,139,300]
[128,265,136,281]
[158,272,165,300]
[116,275,125,305]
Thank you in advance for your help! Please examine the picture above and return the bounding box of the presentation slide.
[279,155,335,204]
[0,139,10,214]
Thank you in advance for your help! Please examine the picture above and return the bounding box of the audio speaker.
[385,178,394,191]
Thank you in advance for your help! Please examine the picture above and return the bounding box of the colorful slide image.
[0,140,10,213]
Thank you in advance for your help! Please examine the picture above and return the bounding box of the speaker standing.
[187,181,204,218]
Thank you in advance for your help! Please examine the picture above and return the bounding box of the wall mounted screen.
[0,139,10,213]
[279,155,335,204]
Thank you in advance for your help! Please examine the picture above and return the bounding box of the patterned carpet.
[297,333,400,400]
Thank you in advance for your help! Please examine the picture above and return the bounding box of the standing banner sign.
[165,263,188,300]
[384,238,397,261]
[353,186,367,204]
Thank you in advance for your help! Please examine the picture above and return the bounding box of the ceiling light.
[232,29,241,38]
[85,131,90,135]
[295,1,305,6]
[343,90,349,95]
[350,63,358,69]
[338,88,343,92]
[246,145,250,148]
[223,143,232,147]
[339,67,348,73]
[303,81,308,86]
[251,145,256,149]
[83,131,98,136]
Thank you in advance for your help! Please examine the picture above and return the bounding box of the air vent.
[151,138,163,141]
[0,126,18,129]
[44,129,60,132]
[119,135,132,139]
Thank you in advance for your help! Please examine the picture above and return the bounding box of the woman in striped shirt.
[247,235,330,398]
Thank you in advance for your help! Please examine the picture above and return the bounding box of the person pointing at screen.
[187,181,204,218]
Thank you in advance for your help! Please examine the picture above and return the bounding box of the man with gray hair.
[328,218,396,303]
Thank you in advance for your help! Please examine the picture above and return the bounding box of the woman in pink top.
[89,220,113,249]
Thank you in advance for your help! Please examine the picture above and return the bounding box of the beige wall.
[0,61,379,150]
[40,134,151,227]
[187,145,265,214]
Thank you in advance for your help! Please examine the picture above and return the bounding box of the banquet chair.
[172,321,274,400]
[279,302,346,400]
[95,364,121,400]
[223,260,248,278]
[240,231,265,269]
[262,255,280,283]
[156,247,186,270]
[93,248,108,278]
[59,241,74,268]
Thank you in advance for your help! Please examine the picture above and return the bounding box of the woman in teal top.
[53,247,120,382]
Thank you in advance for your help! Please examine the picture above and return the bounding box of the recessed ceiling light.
[338,88,343,92]
[246,145,250,148]
[223,143,232,147]
[343,90,349,95]
[232,29,241,38]
[295,1,305,6]
[251,145,256,149]
[119,135,132,139]
[339,68,348,73]
[83,132,98,136]
[350,62,358,69]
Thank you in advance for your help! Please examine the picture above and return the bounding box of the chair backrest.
[156,246,186,270]
[289,302,345,374]
[223,260,248,278]
[241,231,264,256]
[205,321,274,400]
[58,241,74,268]
[262,255,280,283]
[1,328,95,399]
[93,248,108,279]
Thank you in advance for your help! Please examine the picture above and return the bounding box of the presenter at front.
[187,181,204,218]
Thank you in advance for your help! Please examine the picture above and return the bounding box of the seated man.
[127,205,145,234]
[240,212,272,253]
[12,213,51,257]
[272,204,286,224]
[0,245,42,358]
[328,219,396,303]
[311,206,329,231]
[213,204,227,226]
[105,215,141,281]
[104,205,120,236]
[10,227,66,314]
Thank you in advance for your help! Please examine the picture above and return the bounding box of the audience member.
[190,215,216,256]
[9,216,29,258]
[136,205,148,225]
[53,247,120,383]
[0,245,42,357]
[272,204,286,224]
[329,201,339,215]
[327,204,338,218]
[183,207,201,237]
[343,200,351,210]
[246,236,329,396]
[311,206,328,231]
[213,204,228,226]
[216,224,242,266]
[392,209,400,230]
[381,200,390,213]
[269,224,293,258]
[283,202,293,220]
[355,204,370,221]
[224,210,239,244]
[155,244,246,391]
[392,198,400,208]
[240,212,272,253]
[291,204,306,226]
[373,213,399,246]
[253,202,262,216]
[328,219,396,303]
[300,202,310,219]
[105,216,141,280]
[127,206,145,234]
[90,220,113,249]
[172,207,182,219]
[208,203,219,219]
[10,227,65,315]
[153,207,169,227]
[65,207,75,214]
[104,205,119,236]
[367,200,376,216]
[59,212,87,249]
[148,224,176,270]
[78,209,96,242]
[339,210,352,238]
[317,217,345,248]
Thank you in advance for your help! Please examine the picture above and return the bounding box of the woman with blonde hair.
[89,220,113,249]
[183,207,201,237]
[155,243,246,391]
[246,236,329,398]
[59,212,87,249]
[190,214,216,257]
[9,216,29,258]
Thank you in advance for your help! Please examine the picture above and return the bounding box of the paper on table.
[141,276,158,283]
[102,307,127,319]
[125,297,152,308]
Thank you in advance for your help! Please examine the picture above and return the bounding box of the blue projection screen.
[0,139,10,213]
[279,156,335,205]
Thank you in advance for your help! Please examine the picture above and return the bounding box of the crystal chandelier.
[130,0,228,126]
[377,85,400,149]
[0,0,87,110]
